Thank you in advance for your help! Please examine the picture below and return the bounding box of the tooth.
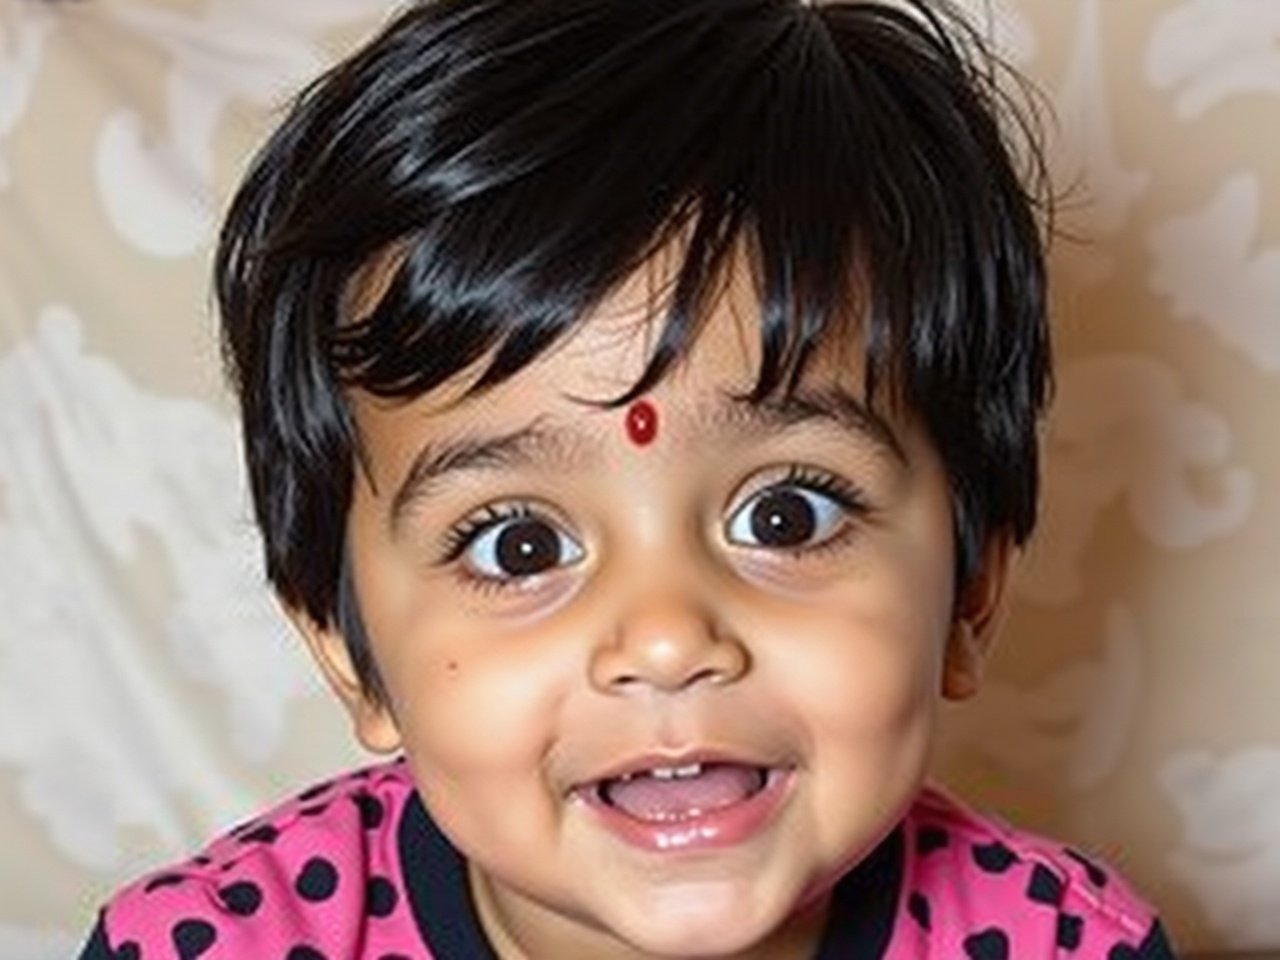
[650,763,702,780]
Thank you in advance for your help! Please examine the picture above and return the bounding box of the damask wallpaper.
[0,0,1277,955]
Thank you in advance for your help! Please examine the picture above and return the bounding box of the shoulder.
[889,786,1177,959]
[79,759,422,960]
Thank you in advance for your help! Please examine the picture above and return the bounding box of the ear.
[287,607,402,754]
[942,534,1016,701]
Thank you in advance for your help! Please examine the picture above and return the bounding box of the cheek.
[346,505,569,781]
[777,608,941,734]
[759,555,953,743]
[746,584,947,857]
[381,641,572,871]
[379,614,574,784]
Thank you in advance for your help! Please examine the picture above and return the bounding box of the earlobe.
[942,535,1015,701]
[942,619,984,700]
[287,607,403,755]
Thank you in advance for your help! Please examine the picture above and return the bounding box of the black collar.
[398,792,901,959]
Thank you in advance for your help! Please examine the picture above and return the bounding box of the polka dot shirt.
[78,759,1177,959]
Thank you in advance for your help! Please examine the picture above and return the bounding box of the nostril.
[686,666,727,688]
[605,663,738,695]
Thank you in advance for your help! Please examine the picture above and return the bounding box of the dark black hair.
[216,0,1052,704]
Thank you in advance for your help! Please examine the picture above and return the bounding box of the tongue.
[602,764,765,821]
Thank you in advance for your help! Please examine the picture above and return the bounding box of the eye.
[725,472,860,550]
[451,506,584,581]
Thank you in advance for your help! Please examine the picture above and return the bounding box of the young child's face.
[302,258,1001,958]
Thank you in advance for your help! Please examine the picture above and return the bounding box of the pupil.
[750,490,815,546]
[496,519,560,575]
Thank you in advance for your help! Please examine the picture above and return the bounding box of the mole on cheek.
[624,399,658,446]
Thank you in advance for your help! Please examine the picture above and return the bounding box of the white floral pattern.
[1161,747,1280,948]
[1046,0,1150,284]
[1018,354,1253,605]
[0,308,315,869]
[1146,0,1280,118]
[1149,174,1280,372]
[99,0,388,256]
[0,924,78,960]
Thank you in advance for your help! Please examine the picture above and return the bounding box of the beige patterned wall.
[1,0,1277,955]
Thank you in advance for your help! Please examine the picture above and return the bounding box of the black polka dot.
[296,857,339,902]
[907,891,931,930]
[1026,864,1064,905]
[114,942,140,960]
[217,880,263,916]
[964,928,1010,960]
[298,780,333,801]
[916,825,949,855]
[1057,914,1084,951]
[972,840,1018,873]
[286,947,328,960]
[1065,848,1109,887]
[365,876,399,918]
[376,955,412,960]
[171,918,217,959]
[1108,945,1139,960]
[144,873,186,893]
[192,855,212,867]
[351,768,372,780]
[352,792,386,830]
[300,803,329,817]
[237,823,279,845]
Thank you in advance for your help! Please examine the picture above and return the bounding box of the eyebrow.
[387,384,904,534]
[727,386,906,464]
[389,420,577,531]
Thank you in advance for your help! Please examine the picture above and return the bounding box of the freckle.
[446,660,459,673]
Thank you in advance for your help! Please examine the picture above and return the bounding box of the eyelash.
[438,503,533,596]
[435,465,873,594]
[439,503,535,565]
[773,464,868,515]
[742,464,872,556]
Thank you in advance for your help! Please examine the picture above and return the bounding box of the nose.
[588,594,750,694]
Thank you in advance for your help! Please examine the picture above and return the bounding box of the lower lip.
[578,769,792,854]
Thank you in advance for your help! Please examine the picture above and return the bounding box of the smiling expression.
[299,260,1006,959]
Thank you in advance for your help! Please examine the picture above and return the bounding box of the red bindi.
[624,399,659,446]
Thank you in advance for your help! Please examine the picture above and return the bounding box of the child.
[79,0,1177,957]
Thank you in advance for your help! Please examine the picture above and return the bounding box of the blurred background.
[1,0,1277,954]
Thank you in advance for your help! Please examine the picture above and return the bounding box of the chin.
[613,925,766,959]
[597,885,794,958]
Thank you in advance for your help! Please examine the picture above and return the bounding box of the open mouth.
[591,762,773,823]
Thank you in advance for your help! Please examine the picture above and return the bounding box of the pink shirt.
[80,758,1175,959]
